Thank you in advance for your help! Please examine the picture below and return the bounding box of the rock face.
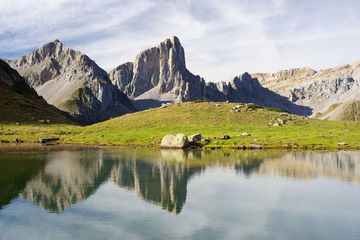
[6,40,136,123]
[0,60,74,124]
[210,73,312,115]
[252,61,360,120]
[109,36,311,115]
[109,36,207,109]
[161,134,189,148]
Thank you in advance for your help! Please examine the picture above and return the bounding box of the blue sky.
[1,0,360,82]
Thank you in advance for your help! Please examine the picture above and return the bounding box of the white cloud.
[1,0,360,82]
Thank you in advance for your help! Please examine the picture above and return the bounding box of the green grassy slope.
[1,101,360,150]
[70,102,360,149]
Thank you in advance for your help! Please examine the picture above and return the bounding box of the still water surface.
[0,148,360,239]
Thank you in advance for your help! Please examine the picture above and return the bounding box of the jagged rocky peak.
[215,72,263,97]
[12,39,73,68]
[109,36,206,106]
[7,40,135,123]
[9,39,108,89]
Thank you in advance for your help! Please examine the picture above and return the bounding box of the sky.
[1,0,360,82]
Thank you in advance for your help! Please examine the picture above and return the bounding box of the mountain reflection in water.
[1,149,360,214]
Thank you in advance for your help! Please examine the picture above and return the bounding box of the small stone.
[249,144,263,149]
[220,134,231,140]
[240,132,251,136]
[278,118,286,124]
[273,123,280,126]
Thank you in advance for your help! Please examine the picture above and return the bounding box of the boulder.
[240,132,251,136]
[161,134,189,148]
[188,133,202,143]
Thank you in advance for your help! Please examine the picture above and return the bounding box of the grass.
[1,102,360,150]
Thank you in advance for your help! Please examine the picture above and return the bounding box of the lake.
[0,147,360,240]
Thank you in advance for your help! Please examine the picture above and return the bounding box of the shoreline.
[0,141,358,154]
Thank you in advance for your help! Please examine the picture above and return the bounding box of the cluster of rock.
[160,132,264,150]
[268,113,290,126]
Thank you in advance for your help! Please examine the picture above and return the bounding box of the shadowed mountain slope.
[0,60,75,124]
[6,40,136,124]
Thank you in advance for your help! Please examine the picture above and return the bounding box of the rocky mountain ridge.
[4,36,360,122]
[109,36,311,115]
[252,60,360,120]
[6,40,136,123]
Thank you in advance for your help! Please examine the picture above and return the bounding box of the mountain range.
[3,36,360,123]
[5,40,136,123]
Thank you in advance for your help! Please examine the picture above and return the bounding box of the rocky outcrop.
[252,62,360,120]
[0,60,75,124]
[109,36,207,109]
[6,40,136,123]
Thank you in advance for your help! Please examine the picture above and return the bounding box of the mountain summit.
[109,36,207,109]
[7,40,136,123]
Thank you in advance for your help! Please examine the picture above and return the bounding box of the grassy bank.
[1,102,360,150]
